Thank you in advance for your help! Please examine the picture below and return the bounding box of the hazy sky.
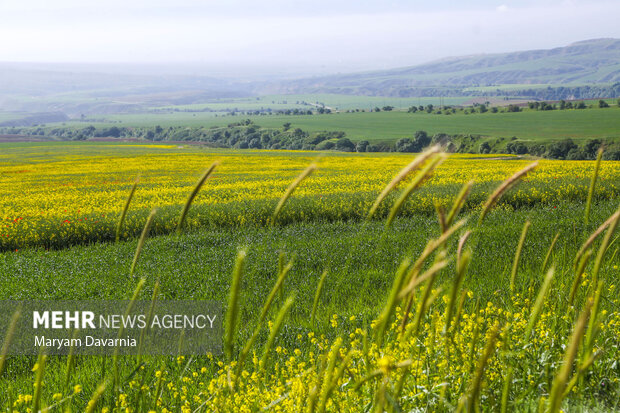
[1,0,619,75]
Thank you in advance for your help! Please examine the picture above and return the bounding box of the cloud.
[0,0,618,73]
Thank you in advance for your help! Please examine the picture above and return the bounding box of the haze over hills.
[259,38,620,96]
[1,38,619,117]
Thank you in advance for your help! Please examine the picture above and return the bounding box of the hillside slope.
[260,39,620,95]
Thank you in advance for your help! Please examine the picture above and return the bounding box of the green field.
[0,142,619,410]
[77,106,620,143]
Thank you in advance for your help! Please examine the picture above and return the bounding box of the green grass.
[51,106,620,144]
[0,198,618,407]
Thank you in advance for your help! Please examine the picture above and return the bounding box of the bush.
[356,140,369,152]
[335,138,355,152]
[546,139,577,159]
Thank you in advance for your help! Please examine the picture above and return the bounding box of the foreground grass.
[0,198,618,411]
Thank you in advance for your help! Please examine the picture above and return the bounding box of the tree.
[382,105,394,111]
[394,138,416,152]
[547,139,577,159]
[412,130,430,150]
[283,122,291,131]
[479,142,491,154]
[335,138,355,152]
[356,140,370,152]
[598,99,609,108]
[407,106,418,113]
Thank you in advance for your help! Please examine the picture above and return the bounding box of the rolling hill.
[259,38,620,96]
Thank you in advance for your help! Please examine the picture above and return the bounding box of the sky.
[1,0,619,77]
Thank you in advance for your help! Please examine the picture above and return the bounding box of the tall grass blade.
[547,301,592,413]
[510,220,530,293]
[235,257,294,382]
[584,148,603,225]
[366,145,440,220]
[568,250,591,307]
[574,210,619,269]
[64,328,79,395]
[33,350,47,413]
[445,250,471,334]
[224,250,245,361]
[137,280,160,365]
[525,267,554,340]
[176,162,219,234]
[113,277,146,393]
[446,180,474,228]
[478,162,538,224]
[84,381,108,413]
[591,207,620,286]
[541,231,560,273]
[130,208,157,278]
[375,259,410,346]
[386,153,446,227]
[0,306,20,377]
[311,270,329,327]
[115,176,139,242]
[271,163,317,225]
[260,295,294,372]
[457,324,501,413]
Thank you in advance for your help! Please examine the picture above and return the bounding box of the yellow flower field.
[1,143,619,250]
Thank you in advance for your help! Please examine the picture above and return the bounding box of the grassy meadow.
[26,105,620,145]
[0,142,619,411]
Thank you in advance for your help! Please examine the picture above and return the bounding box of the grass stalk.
[478,162,538,225]
[113,277,146,393]
[176,162,219,234]
[457,324,501,413]
[386,153,446,227]
[547,301,592,413]
[130,208,157,278]
[64,328,79,395]
[591,207,620,286]
[366,145,440,220]
[510,220,530,293]
[137,280,160,365]
[224,250,245,361]
[574,210,620,269]
[444,250,471,334]
[0,306,20,377]
[446,180,474,228]
[84,381,108,413]
[584,148,603,225]
[115,176,139,242]
[541,231,560,273]
[525,267,554,340]
[33,351,47,413]
[375,259,410,346]
[271,163,317,226]
[235,258,294,382]
[311,270,329,327]
[568,250,592,307]
[260,296,295,373]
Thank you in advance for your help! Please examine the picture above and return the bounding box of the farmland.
[0,142,619,411]
[4,104,620,148]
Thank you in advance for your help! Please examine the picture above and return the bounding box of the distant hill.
[258,39,620,96]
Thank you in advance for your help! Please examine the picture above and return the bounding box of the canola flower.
[1,144,619,411]
[7,282,620,412]
[1,145,618,250]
